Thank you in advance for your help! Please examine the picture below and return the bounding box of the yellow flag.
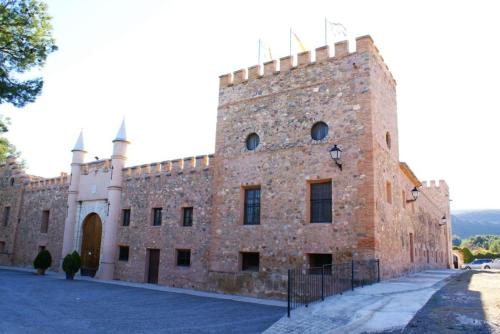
[292,31,306,52]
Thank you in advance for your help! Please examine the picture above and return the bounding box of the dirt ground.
[378,270,500,334]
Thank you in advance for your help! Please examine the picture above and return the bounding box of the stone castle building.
[0,35,452,298]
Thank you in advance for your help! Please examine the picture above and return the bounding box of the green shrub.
[462,247,474,263]
[33,249,52,270]
[62,251,81,275]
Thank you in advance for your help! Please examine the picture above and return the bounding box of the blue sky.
[1,0,499,211]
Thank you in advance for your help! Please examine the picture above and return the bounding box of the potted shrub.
[62,251,81,280]
[33,249,52,275]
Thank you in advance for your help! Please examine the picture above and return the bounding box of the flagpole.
[325,17,327,45]
[258,39,261,64]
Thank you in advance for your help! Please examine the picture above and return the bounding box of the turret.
[97,120,129,280]
[62,131,87,259]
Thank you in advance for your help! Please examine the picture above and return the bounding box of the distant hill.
[451,210,500,238]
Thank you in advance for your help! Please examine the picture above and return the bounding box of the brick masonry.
[0,35,452,299]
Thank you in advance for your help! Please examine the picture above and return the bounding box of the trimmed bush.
[33,250,52,274]
[62,251,81,276]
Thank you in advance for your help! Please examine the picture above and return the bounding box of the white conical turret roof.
[114,119,127,142]
[72,130,85,151]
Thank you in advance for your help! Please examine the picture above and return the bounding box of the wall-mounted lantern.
[406,187,419,203]
[439,215,447,226]
[329,145,342,171]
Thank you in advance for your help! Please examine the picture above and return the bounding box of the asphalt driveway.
[0,269,284,334]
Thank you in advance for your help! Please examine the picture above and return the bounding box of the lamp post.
[329,145,342,170]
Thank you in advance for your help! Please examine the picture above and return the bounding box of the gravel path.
[375,270,500,334]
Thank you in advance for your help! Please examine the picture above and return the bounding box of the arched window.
[9,178,14,186]
[246,133,260,151]
[311,122,328,141]
[386,132,391,149]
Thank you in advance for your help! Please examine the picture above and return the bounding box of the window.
[244,188,260,225]
[176,249,191,267]
[119,246,129,261]
[9,178,14,186]
[241,252,259,272]
[409,233,414,263]
[386,132,391,149]
[309,254,332,268]
[310,182,332,223]
[386,181,392,204]
[40,210,50,233]
[122,209,131,226]
[182,207,193,226]
[38,245,46,253]
[152,208,162,226]
[246,133,260,151]
[0,241,5,253]
[3,207,10,226]
[311,121,329,140]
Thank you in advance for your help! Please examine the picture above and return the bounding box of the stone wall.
[114,156,213,289]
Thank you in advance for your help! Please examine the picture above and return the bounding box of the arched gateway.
[80,213,102,277]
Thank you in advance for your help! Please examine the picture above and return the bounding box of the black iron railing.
[287,259,380,317]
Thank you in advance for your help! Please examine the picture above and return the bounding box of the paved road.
[386,270,500,334]
[0,269,284,334]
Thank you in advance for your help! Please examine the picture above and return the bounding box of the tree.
[461,247,474,264]
[0,115,20,163]
[490,239,500,254]
[0,0,57,107]
[452,235,461,247]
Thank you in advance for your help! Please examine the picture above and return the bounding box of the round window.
[386,132,391,149]
[311,122,328,141]
[246,133,260,151]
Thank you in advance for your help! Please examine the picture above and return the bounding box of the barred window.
[182,207,193,226]
[244,188,260,225]
[152,208,162,226]
[310,182,332,223]
[246,133,260,151]
[241,252,259,272]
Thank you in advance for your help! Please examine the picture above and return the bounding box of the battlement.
[421,180,449,195]
[219,35,395,88]
[28,172,69,191]
[123,154,213,179]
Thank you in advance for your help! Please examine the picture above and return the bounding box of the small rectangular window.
[3,206,10,226]
[386,181,392,204]
[119,246,129,261]
[40,210,50,233]
[241,252,259,272]
[122,209,131,227]
[244,188,260,225]
[182,207,193,226]
[176,249,191,267]
[0,241,5,253]
[152,208,162,226]
[310,182,332,223]
[308,253,332,268]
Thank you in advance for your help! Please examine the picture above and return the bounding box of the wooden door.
[147,249,160,284]
[80,213,102,277]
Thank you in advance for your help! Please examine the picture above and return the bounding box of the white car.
[486,259,500,269]
[461,259,493,270]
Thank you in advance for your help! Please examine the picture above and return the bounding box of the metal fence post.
[321,266,324,301]
[351,259,354,291]
[377,259,380,282]
[287,269,291,318]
